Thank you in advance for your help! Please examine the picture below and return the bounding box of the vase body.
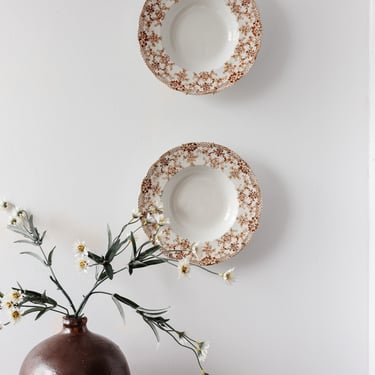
[19,316,131,375]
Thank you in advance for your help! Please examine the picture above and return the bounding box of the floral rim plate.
[138,142,262,265]
[138,0,262,95]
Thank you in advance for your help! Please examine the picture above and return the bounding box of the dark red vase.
[19,316,131,375]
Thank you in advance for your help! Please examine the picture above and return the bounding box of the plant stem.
[75,277,107,317]
[38,245,77,315]
[75,264,129,317]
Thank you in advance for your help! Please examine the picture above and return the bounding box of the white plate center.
[162,165,239,242]
[161,0,239,72]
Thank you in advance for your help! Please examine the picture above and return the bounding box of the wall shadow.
[232,159,289,267]
[210,0,291,102]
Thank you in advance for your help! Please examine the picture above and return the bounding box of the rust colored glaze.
[19,316,131,375]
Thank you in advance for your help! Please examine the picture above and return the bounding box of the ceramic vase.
[19,316,131,375]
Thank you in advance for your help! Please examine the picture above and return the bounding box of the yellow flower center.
[12,310,21,320]
[11,218,17,225]
[181,265,189,274]
[12,291,21,300]
[5,301,13,309]
[79,260,87,269]
[77,244,85,252]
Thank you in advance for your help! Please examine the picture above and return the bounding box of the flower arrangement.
[0,199,235,374]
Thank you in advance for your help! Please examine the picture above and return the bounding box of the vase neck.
[62,316,88,334]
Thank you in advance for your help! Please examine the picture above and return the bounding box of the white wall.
[0,1,370,374]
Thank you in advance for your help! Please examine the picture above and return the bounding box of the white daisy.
[132,209,142,219]
[191,242,203,260]
[0,200,11,211]
[76,257,89,272]
[154,213,170,226]
[9,309,22,324]
[73,241,88,257]
[15,208,27,219]
[143,212,153,224]
[8,290,23,303]
[8,216,20,226]
[197,341,209,362]
[1,297,14,311]
[222,267,236,285]
[152,201,164,213]
[1,290,22,310]
[145,212,169,227]
[177,258,191,279]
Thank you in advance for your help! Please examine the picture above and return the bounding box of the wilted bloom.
[76,257,89,272]
[178,258,191,279]
[74,241,88,257]
[221,267,235,285]
[196,341,209,362]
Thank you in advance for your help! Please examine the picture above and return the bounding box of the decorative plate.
[138,0,262,95]
[138,142,262,265]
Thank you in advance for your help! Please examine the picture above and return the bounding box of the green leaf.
[20,251,47,266]
[143,318,160,342]
[0,291,4,298]
[97,269,107,281]
[22,307,44,316]
[47,246,56,266]
[107,224,112,249]
[28,214,35,233]
[129,258,166,270]
[9,226,34,239]
[35,309,49,320]
[137,309,169,316]
[113,294,139,310]
[105,235,129,263]
[40,231,47,243]
[111,295,125,324]
[20,289,57,307]
[130,232,137,258]
[105,244,119,263]
[104,263,114,280]
[138,245,161,260]
[14,239,37,245]
[88,251,104,264]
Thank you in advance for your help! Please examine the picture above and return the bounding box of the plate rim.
[138,0,262,95]
[138,142,262,265]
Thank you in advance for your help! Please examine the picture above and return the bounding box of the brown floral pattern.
[138,143,262,265]
[138,0,262,95]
